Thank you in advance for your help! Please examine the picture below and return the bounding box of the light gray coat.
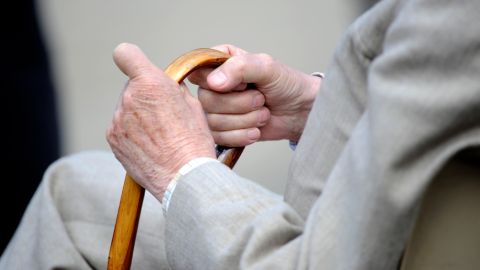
[165,0,480,269]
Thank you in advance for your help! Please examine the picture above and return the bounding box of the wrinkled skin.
[189,44,321,147]
[107,43,215,200]
[107,43,322,200]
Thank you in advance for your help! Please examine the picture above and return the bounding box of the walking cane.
[107,48,245,270]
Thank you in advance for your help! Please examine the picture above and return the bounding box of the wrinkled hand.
[106,43,215,200]
[188,44,322,147]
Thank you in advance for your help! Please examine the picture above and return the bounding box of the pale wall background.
[36,0,363,194]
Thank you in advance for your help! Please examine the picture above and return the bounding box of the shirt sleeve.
[162,157,219,215]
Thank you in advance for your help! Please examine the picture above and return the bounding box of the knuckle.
[110,111,124,133]
[106,126,113,140]
[113,109,123,123]
[257,53,274,65]
[230,56,247,74]
[121,91,134,109]
[257,53,275,71]
[106,125,117,145]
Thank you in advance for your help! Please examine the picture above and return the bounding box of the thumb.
[206,53,278,92]
[113,43,158,79]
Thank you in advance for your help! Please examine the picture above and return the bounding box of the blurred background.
[2,0,376,254]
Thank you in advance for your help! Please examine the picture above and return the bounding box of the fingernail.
[209,71,227,87]
[247,128,260,140]
[253,94,264,108]
[258,109,269,125]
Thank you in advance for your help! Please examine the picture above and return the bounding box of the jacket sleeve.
[165,162,304,269]
[164,0,480,269]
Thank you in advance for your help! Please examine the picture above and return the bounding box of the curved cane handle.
[107,48,244,270]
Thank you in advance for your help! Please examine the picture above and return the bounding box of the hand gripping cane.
[108,48,244,270]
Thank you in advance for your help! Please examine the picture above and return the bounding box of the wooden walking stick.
[108,48,244,270]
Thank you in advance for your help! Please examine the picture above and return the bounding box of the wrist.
[287,72,322,142]
[170,135,216,175]
[154,139,216,200]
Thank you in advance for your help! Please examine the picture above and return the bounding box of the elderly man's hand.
[188,44,322,147]
[106,43,215,201]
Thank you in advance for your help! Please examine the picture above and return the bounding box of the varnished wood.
[164,48,230,82]
[108,48,245,270]
[108,175,144,270]
[216,145,244,169]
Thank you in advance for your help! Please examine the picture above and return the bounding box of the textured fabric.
[2,0,480,269]
[165,0,480,269]
[0,151,170,270]
[163,158,219,214]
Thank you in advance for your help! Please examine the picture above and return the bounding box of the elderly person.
[2,0,480,269]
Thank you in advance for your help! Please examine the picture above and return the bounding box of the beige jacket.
[165,0,480,269]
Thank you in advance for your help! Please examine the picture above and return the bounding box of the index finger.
[211,44,249,56]
[187,44,249,90]
[206,53,278,91]
[188,68,248,91]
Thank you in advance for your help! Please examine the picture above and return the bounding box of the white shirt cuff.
[162,157,219,215]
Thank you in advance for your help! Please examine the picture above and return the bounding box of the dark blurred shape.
[0,0,61,254]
